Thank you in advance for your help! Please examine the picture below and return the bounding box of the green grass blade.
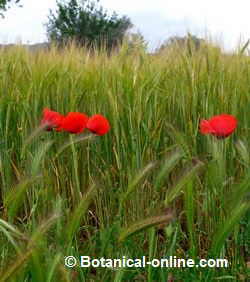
[118,213,173,243]
[46,253,62,282]
[0,248,34,282]
[4,175,42,220]
[154,146,184,190]
[65,182,97,244]
[54,133,94,159]
[119,161,157,210]
[238,39,250,55]
[184,179,197,257]
[147,227,157,282]
[164,159,204,206]
[210,202,249,256]
[30,140,54,176]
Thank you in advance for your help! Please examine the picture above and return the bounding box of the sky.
[0,0,250,52]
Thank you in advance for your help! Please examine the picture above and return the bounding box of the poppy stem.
[211,138,227,194]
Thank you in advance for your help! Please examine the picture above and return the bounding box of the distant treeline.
[0,42,50,51]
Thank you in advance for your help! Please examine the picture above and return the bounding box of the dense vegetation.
[0,41,249,281]
[46,0,132,52]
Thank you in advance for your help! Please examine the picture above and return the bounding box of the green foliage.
[0,0,20,15]
[156,33,220,55]
[46,0,133,51]
[118,214,173,242]
[0,41,249,280]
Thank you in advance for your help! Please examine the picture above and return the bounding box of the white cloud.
[0,0,57,43]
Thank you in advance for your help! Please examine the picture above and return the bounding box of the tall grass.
[0,40,249,281]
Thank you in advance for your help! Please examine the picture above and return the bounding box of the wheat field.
[0,40,249,281]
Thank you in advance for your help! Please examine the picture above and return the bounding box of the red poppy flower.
[57,112,89,134]
[41,108,64,131]
[86,114,110,136]
[200,114,237,138]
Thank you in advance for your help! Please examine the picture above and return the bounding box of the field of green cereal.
[0,41,249,281]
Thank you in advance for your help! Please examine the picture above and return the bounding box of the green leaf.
[4,175,42,220]
[165,159,204,206]
[154,146,184,190]
[118,213,173,242]
[66,182,97,244]
[210,202,249,255]
[119,161,157,209]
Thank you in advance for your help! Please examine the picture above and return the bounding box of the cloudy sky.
[0,0,249,52]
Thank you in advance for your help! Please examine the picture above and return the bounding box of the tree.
[156,34,205,54]
[46,0,133,51]
[0,0,21,16]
